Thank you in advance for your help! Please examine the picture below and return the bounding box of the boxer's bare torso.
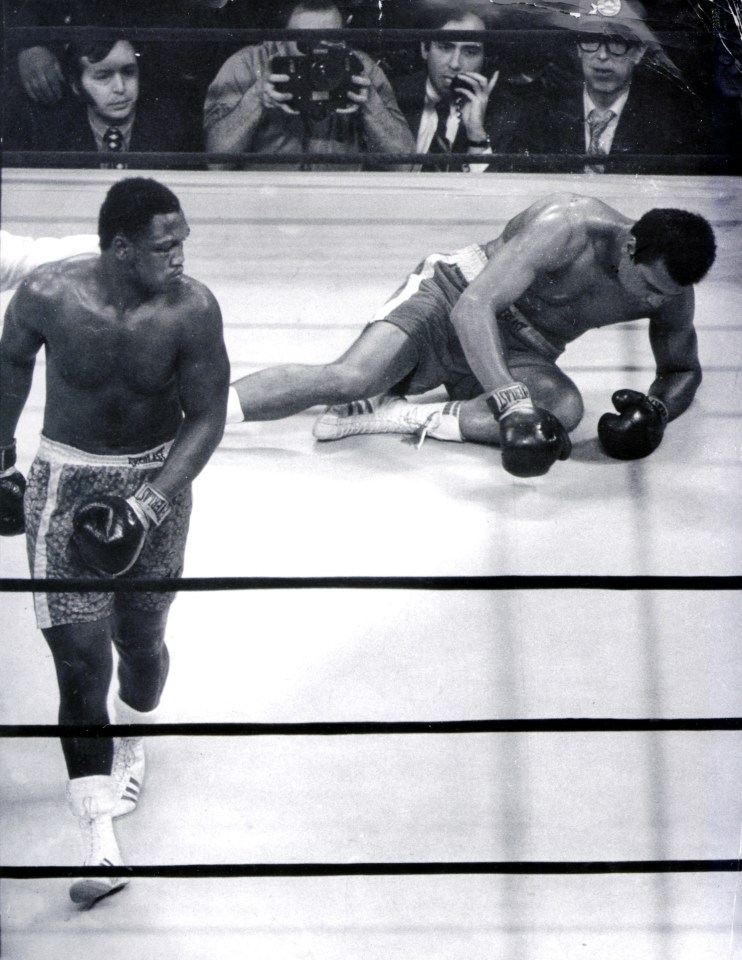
[0,209,230,498]
[19,256,215,453]
[480,193,689,346]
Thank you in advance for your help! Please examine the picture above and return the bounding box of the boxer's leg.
[43,619,116,777]
[313,361,584,446]
[43,619,128,905]
[109,597,173,817]
[229,322,417,421]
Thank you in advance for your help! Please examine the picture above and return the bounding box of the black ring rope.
[2,859,739,880]
[0,575,739,592]
[3,151,736,174]
[3,718,740,737]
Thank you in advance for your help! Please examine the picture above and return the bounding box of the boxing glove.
[598,389,668,461]
[0,441,26,536]
[487,382,572,478]
[71,482,172,577]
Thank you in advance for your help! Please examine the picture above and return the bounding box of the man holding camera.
[203,0,415,170]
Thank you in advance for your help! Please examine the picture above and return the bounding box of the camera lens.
[308,48,345,91]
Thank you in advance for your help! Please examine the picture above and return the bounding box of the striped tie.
[586,108,615,172]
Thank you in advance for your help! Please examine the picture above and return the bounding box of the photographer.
[203,0,415,170]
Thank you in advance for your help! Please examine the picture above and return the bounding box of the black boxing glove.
[598,389,668,460]
[71,482,172,577]
[486,382,572,478]
[0,441,26,536]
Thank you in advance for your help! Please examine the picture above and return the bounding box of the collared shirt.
[416,78,492,173]
[582,87,630,153]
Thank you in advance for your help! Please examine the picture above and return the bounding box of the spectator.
[7,2,188,103]
[513,0,709,174]
[5,1,217,129]
[391,4,537,172]
[203,0,416,170]
[4,35,201,168]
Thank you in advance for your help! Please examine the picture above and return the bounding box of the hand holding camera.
[270,43,366,121]
[337,72,369,114]
[261,71,301,114]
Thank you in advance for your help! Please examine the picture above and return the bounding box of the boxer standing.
[0,177,230,905]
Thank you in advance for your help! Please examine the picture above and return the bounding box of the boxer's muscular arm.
[148,285,230,501]
[647,288,702,420]
[449,210,581,392]
[0,282,45,446]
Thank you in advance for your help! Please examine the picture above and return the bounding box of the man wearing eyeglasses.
[576,29,645,169]
[514,0,707,174]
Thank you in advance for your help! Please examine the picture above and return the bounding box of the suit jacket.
[391,69,536,171]
[512,73,711,175]
[4,94,201,167]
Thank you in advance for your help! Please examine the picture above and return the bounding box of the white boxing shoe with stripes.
[69,815,129,905]
[312,395,421,441]
[67,776,129,906]
[112,737,145,818]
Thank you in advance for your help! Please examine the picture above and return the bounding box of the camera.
[271,43,364,120]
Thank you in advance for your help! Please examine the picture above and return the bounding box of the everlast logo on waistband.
[128,446,167,467]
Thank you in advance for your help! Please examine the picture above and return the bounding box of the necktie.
[586,108,615,173]
[104,127,124,152]
[587,108,615,156]
[103,127,125,169]
[427,100,451,170]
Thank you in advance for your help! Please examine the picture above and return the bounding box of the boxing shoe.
[313,395,419,440]
[67,775,129,906]
[314,393,465,443]
[112,736,145,818]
